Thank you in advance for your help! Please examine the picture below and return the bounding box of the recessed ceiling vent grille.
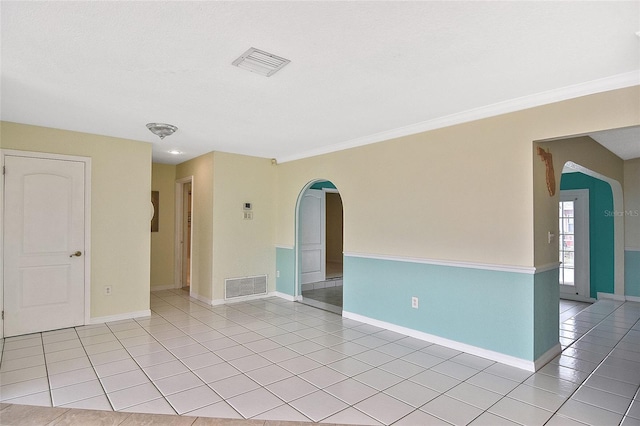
[225,275,268,300]
[232,47,290,77]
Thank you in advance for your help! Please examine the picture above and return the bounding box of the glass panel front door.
[559,200,575,286]
[559,189,590,299]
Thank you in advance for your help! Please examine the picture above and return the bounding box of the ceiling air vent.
[232,47,290,77]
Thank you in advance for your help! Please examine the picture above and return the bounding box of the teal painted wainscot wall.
[275,246,295,296]
[343,255,559,366]
[626,250,640,298]
[309,181,337,190]
[275,244,559,368]
[560,172,614,298]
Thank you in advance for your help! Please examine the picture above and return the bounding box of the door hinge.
[1,311,4,320]
[2,166,5,175]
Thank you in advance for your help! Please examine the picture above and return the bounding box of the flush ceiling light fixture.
[168,150,182,155]
[232,47,290,77]
[146,123,178,140]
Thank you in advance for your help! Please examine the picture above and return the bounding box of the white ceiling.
[1,1,639,164]
[589,126,640,161]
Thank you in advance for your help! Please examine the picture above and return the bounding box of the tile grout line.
[146,295,287,419]
[154,291,314,421]
[106,317,183,414]
[619,316,640,423]
[5,293,639,425]
[543,302,640,425]
[40,332,54,408]
[157,289,388,423]
[460,300,625,426]
[76,324,118,413]
[141,301,245,416]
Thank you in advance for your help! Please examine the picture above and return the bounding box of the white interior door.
[3,155,86,336]
[300,189,325,285]
[559,189,590,299]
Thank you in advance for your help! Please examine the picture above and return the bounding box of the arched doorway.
[295,180,344,314]
[560,162,621,299]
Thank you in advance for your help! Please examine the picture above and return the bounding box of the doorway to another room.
[558,162,618,304]
[559,189,590,300]
[298,181,344,314]
[175,178,193,295]
[1,150,91,338]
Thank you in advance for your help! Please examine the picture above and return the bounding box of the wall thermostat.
[243,202,252,210]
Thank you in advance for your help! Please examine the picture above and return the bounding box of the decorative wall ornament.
[537,147,556,196]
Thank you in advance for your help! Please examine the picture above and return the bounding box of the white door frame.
[295,181,317,299]
[295,182,342,299]
[563,161,624,296]
[300,188,326,286]
[559,189,590,300]
[174,176,193,294]
[0,149,92,338]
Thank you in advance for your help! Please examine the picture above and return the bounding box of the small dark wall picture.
[151,191,159,232]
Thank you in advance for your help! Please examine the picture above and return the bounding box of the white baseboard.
[190,292,214,306]
[90,309,151,325]
[210,292,279,306]
[177,290,287,306]
[598,292,640,303]
[534,344,562,371]
[342,311,552,372]
[597,292,626,302]
[561,294,596,303]
[274,292,296,301]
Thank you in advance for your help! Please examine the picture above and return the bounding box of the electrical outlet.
[276,270,280,278]
[411,296,419,309]
[104,286,112,296]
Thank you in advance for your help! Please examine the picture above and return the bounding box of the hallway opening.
[175,177,193,296]
[297,180,343,314]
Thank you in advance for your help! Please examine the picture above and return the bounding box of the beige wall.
[275,119,534,266]
[625,158,640,250]
[532,88,639,268]
[176,153,214,301]
[326,192,344,263]
[212,152,276,300]
[151,163,176,289]
[3,86,636,319]
[275,86,640,269]
[0,121,152,319]
[173,151,277,303]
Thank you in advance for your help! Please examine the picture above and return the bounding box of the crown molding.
[277,71,640,164]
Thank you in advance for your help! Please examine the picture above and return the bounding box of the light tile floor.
[1,290,639,425]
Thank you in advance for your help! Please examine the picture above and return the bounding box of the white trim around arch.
[294,180,343,301]
[563,161,624,296]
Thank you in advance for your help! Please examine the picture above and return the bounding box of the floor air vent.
[225,275,267,300]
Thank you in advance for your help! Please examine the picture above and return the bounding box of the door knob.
[70,251,82,257]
